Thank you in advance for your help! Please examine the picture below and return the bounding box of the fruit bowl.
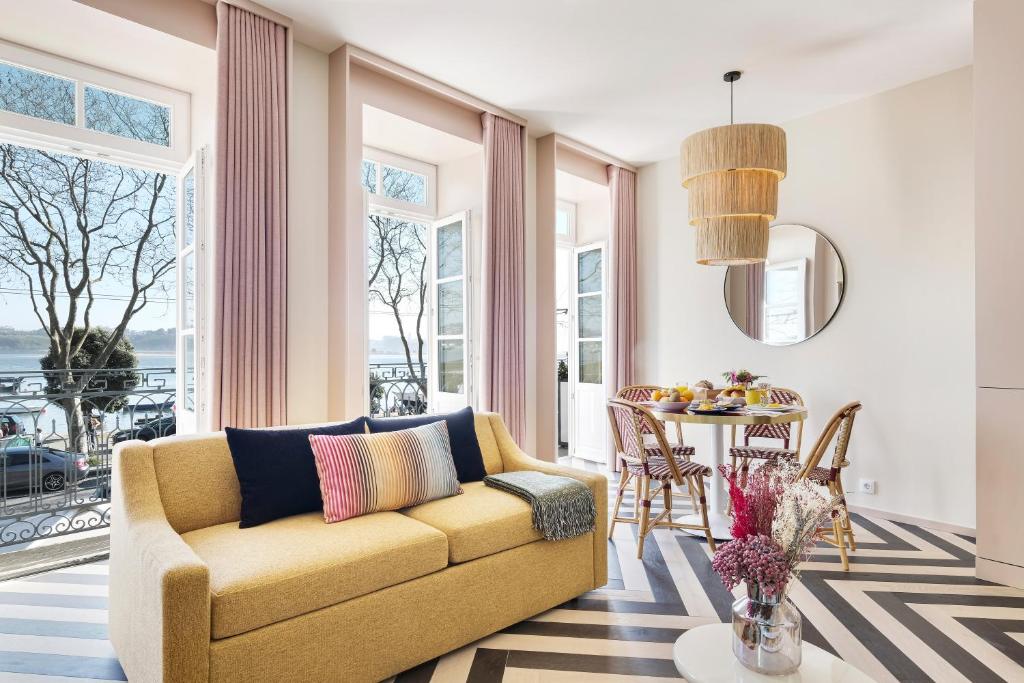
[650,401,690,413]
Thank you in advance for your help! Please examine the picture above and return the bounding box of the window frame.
[176,147,210,433]
[362,146,437,216]
[0,39,190,172]
[572,242,606,386]
[428,210,473,411]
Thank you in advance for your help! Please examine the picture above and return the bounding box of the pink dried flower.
[714,461,840,597]
[711,534,790,597]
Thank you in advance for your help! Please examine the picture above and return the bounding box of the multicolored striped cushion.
[308,421,463,523]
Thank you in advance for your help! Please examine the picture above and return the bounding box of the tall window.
[362,147,472,416]
[363,149,436,417]
[0,40,195,453]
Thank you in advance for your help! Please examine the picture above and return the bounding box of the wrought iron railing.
[369,362,427,417]
[0,367,176,549]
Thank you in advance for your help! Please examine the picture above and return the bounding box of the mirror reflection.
[724,224,845,346]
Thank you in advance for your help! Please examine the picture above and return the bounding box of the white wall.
[637,67,975,529]
[287,41,331,423]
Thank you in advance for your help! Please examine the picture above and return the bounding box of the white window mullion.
[74,80,85,129]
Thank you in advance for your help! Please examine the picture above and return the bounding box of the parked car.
[0,414,25,437]
[0,446,89,493]
[111,415,176,444]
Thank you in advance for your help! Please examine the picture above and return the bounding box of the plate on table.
[749,404,798,413]
[688,403,744,416]
[646,401,691,413]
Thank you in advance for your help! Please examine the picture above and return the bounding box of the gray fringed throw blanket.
[483,471,596,541]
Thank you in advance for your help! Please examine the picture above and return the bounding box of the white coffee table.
[673,624,875,682]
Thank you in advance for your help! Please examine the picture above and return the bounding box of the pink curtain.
[211,2,288,429]
[481,113,526,444]
[746,262,765,339]
[609,165,637,391]
[608,165,637,469]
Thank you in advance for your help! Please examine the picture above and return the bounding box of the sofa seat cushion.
[401,481,542,564]
[181,511,449,639]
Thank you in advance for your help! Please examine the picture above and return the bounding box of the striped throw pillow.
[308,421,463,523]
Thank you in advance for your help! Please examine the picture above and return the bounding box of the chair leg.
[636,476,652,559]
[833,517,849,571]
[633,474,641,520]
[685,470,700,515]
[835,479,856,551]
[663,481,673,524]
[609,468,629,539]
[845,514,857,552]
[693,475,716,553]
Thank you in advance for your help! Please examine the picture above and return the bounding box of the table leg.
[679,423,733,541]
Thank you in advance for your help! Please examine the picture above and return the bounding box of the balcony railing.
[369,362,426,417]
[0,367,176,549]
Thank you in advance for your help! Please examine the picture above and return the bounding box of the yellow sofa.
[109,412,607,683]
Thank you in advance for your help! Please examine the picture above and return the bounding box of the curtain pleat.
[609,165,638,391]
[609,165,638,469]
[481,113,526,444]
[212,1,288,428]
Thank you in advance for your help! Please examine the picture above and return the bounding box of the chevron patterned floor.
[1,463,1022,682]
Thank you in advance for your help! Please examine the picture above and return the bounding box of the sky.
[0,289,176,332]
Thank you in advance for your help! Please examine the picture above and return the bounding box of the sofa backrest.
[149,411,507,534]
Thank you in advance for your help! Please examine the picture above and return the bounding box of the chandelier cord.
[730,78,734,125]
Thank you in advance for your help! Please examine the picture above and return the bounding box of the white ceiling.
[363,105,480,164]
[261,0,972,165]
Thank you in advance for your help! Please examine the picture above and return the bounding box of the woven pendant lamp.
[681,72,786,265]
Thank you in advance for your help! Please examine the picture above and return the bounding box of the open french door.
[175,147,209,434]
[570,242,607,462]
[428,211,472,413]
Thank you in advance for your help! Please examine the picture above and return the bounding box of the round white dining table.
[650,405,808,541]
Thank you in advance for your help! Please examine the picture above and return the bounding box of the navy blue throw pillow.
[366,406,486,483]
[225,417,366,528]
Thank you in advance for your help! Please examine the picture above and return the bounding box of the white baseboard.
[847,504,976,536]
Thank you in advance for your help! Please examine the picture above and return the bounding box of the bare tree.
[367,214,427,382]
[366,166,428,385]
[0,143,175,450]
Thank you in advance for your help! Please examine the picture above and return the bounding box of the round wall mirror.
[723,224,845,346]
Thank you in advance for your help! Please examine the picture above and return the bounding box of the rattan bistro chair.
[616,384,686,446]
[607,398,715,558]
[798,401,863,571]
[729,387,805,480]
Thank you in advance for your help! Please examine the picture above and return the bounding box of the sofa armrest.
[110,440,211,683]
[487,414,608,589]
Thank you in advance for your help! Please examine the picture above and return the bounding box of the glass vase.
[731,582,802,675]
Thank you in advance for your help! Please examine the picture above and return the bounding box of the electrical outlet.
[858,478,876,495]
